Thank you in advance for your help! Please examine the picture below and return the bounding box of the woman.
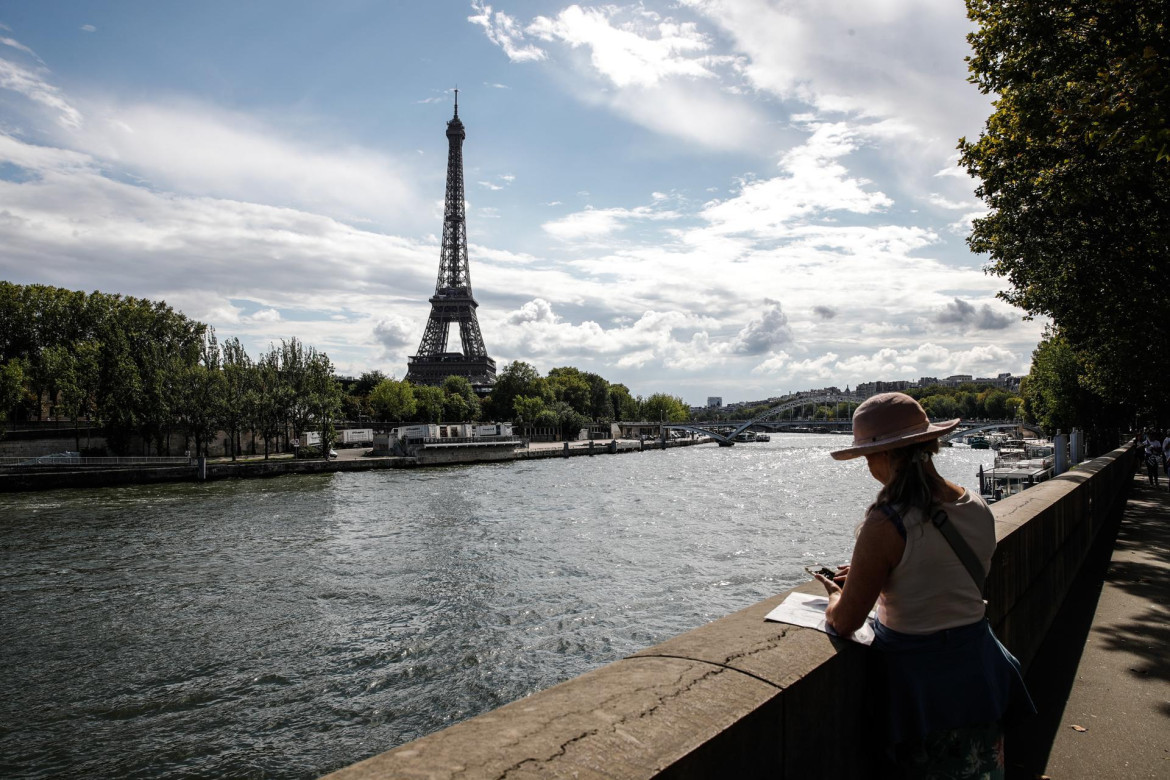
[816,392,1032,779]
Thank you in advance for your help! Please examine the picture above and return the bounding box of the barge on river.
[978,439,1056,503]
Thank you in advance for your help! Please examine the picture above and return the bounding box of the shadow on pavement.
[1005,476,1169,778]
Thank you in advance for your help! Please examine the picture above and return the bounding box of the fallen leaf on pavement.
[1071,725,1088,732]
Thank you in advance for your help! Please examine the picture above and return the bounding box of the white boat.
[978,458,1054,503]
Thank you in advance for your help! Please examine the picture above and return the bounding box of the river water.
[0,435,994,778]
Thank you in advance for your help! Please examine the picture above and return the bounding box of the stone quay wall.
[322,443,1138,780]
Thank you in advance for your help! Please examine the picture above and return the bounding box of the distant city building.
[707,397,722,408]
[723,372,1020,406]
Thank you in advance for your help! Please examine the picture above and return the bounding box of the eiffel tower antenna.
[405,91,497,392]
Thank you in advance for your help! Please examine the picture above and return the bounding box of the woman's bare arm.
[818,511,905,637]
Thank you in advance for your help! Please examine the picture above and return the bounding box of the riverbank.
[0,436,714,492]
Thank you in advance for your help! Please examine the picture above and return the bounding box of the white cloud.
[733,301,792,355]
[507,298,558,325]
[680,0,989,144]
[53,100,424,228]
[542,204,677,241]
[0,56,82,127]
[527,5,723,88]
[80,25,97,33]
[695,122,893,238]
[469,0,547,62]
[374,317,417,355]
[248,308,281,323]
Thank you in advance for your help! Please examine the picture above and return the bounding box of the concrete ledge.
[324,584,878,780]
[321,444,1136,780]
[0,456,421,491]
[0,465,197,492]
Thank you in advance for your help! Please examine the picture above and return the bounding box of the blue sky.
[0,1,1044,403]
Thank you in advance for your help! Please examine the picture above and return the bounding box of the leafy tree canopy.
[960,0,1170,427]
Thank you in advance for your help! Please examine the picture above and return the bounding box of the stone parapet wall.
[322,443,1137,780]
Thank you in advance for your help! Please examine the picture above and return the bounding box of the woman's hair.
[868,438,945,515]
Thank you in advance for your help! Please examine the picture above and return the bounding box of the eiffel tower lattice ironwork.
[405,91,496,392]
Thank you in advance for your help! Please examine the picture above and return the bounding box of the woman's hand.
[832,564,849,586]
[814,572,842,596]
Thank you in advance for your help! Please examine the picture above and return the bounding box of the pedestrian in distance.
[1162,430,1170,480]
[1144,434,1163,488]
[815,392,1034,779]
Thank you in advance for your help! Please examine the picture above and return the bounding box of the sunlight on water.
[0,435,994,778]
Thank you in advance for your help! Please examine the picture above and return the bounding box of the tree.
[608,383,638,421]
[414,385,445,423]
[512,394,546,437]
[306,350,343,460]
[180,328,225,457]
[960,0,1170,429]
[441,375,481,421]
[547,367,592,416]
[641,393,690,423]
[351,370,387,398]
[254,348,286,459]
[40,342,99,451]
[485,361,548,420]
[220,337,252,461]
[551,401,589,441]
[0,357,26,432]
[1021,331,1101,435]
[369,378,417,422]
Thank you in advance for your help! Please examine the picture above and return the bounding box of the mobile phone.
[804,565,837,580]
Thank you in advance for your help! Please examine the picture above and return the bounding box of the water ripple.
[0,435,993,778]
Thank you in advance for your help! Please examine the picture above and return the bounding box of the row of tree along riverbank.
[0,282,691,461]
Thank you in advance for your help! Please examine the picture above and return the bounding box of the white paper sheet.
[763,591,876,646]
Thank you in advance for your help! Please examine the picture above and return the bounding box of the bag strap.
[929,509,987,597]
[880,503,987,597]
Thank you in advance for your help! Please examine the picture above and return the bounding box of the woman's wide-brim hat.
[830,392,960,461]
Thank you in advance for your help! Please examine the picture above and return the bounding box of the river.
[0,434,994,778]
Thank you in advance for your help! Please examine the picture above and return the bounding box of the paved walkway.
[1012,473,1170,778]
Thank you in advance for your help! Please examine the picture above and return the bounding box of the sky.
[0,1,1045,404]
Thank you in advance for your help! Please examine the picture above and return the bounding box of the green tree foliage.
[485,361,549,420]
[351,370,387,398]
[1020,331,1099,434]
[254,349,286,459]
[220,337,253,461]
[960,1,1170,427]
[413,385,445,423]
[441,375,481,421]
[0,358,27,431]
[0,282,354,457]
[552,402,590,441]
[369,378,417,422]
[640,393,690,423]
[305,349,343,459]
[608,383,639,420]
[512,395,546,428]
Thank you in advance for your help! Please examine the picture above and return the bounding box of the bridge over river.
[666,393,1041,446]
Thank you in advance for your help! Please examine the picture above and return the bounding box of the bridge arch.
[667,393,860,445]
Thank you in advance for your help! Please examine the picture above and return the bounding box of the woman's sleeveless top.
[877,490,996,634]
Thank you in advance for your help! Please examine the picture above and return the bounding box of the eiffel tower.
[405,91,496,392]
